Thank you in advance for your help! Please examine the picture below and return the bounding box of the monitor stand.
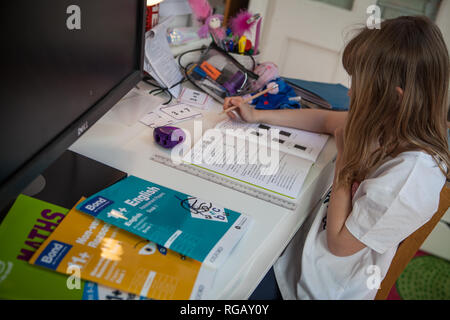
[0,150,127,223]
[31,150,128,210]
[22,174,46,197]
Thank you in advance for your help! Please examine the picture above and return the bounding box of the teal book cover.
[0,194,144,300]
[77,175,252,268]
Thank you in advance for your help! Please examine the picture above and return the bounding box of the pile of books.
[0,175,252,300]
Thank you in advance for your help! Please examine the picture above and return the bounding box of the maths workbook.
[75,175,252,268]
[29,199,216,300]
[0,194,142,300]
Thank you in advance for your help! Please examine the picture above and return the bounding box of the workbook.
[29,199,215,300]
[0,194,144,300]
[75,176,252,268]
[153,119,329,210]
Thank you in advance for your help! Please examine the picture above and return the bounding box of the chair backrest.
[375,184,450,300]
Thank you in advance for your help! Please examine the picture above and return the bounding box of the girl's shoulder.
[356,150,445,219]
[347,151,446,255]
[372,150,443,180]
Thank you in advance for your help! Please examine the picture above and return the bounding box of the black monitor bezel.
[0,0,146,212]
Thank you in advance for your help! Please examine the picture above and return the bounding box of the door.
[249,0,450,86]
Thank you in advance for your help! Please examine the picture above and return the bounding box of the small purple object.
[223,71,245,95]
[153,126,186,149]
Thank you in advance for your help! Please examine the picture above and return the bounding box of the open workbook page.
[215,119,329,162]
[182,119,329,201]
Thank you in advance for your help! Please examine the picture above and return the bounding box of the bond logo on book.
[35,240,72,270]
[180,197,228,223]
[81,196,114,217]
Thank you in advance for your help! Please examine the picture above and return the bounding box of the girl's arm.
[326,128,366,257]
[223,98,364,256]
[223,97,347,135]
[327,183,366,257]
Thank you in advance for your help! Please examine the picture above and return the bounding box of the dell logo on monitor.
[77,121,89,136]
[66,5,81,30]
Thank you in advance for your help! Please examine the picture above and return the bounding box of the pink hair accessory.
[230,10,255,37]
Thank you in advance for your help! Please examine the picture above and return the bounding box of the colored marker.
[238,36,247,55]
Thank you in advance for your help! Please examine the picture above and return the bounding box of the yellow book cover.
[29,199,215,300]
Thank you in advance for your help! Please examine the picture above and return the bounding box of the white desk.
[69,81,337,299]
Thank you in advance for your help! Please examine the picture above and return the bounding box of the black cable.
[176,46,211,97]
[143,76,187,105]
[144,43,257,104]
[142,47,206,105]
[177,46,207,73]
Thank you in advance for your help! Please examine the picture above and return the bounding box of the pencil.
[220,84,279,115]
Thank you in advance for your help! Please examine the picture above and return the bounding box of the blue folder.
[283,77,350,111]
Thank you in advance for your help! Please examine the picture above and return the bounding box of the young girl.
[224,16,449,300]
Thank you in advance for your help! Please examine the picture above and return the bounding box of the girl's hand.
[223,97,258,123]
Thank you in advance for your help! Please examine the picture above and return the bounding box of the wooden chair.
[375,184,450,300]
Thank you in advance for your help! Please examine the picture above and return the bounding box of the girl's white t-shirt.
[274,151,446,300]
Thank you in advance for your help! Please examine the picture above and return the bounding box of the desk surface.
[69,81,337,299]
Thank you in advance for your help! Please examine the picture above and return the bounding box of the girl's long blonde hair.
[338,16,450,188]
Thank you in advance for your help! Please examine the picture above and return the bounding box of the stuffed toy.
[250,62,280,91]
[250,78,301,110]
[188,0,225,42]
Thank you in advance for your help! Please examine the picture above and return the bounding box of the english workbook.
[75,175,252,268]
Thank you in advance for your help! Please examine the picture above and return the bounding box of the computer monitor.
[0,1,146,212]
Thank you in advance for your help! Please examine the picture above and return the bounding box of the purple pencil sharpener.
[153,126,186,149]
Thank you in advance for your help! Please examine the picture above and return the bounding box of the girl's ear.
[395,86,404,99]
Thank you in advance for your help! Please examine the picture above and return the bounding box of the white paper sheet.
[144,16,183,98]
[140,103,202,128]
[177,87,213,110]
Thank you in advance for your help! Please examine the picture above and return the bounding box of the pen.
[254,16,262,54]
[247,14,261,25]
[238,36,247,55]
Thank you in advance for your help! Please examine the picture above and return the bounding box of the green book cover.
[0,194,83,299]
[0,194,148,300]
